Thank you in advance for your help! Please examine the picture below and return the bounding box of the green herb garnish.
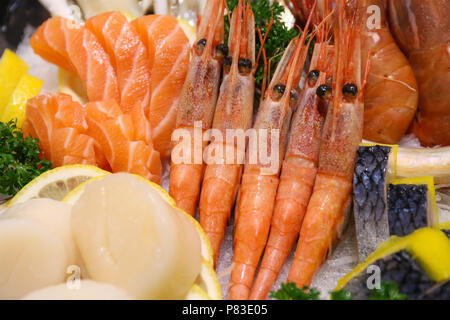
[0,120,52,196]
[271,281,408,300]
[330,289,354,300]
[224,0,301,89]
[269,282,320,300]
[368,281,408,300]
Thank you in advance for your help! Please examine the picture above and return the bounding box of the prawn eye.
[196,38,207,54]
[316,84,332,100]
[290,89,298,103]
[223,56,233,73]
[238,58,252,74]
[308,70,320,86]
[342,83,358,100]
[273,84,286,100]
[215,43,228,58]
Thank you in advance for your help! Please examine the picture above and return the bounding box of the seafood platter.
[0,0,448,300]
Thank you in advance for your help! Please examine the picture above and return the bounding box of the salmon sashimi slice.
[132,15,190,158]
[84,100,162,183]
[85,11,153,145]
[23,93,99,167]
[30,17,120,102]
[23,95,55,160]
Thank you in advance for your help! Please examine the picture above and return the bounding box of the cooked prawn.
[250,40,334,300]
[229,6,315,300]
[199,0,256,265]
[169,0,225,216]
[287,2,366,287]
[358,0,418,144]
[388,0,450,147]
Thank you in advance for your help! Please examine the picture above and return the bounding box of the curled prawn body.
[358,0,418,144]
[287,2,365,288]
[169,0,225,216]
[230,9,314,300]
[388,0,450,147]
[199,1,256,266]
[250,42,334,300]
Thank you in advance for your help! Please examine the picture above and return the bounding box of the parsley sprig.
[270,281,408,300]
[368,281,408,300]
[0,120,52,196]
[269,282,320,300]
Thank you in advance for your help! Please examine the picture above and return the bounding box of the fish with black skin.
[353,144,396,260]
[336,228,450,300]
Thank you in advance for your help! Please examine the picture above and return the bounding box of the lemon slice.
[58,69,88,104]
[185,284,212,300]
[76,0,143,19]
[8,165,109,207]
[0,74,43,127]
[177,18,197,46]
[194,259,222,300]
[184,261,222,300]
[0,49,29,114]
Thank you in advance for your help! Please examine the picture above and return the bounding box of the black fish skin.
[343,250,450,300]
[388,184,428,237]
[376,251,449,300]
[353,145,391,260]
[443,229,450,239]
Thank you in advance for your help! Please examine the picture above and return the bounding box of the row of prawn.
[169,0,365,300]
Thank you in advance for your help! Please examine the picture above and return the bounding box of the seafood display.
[0,0,449,301]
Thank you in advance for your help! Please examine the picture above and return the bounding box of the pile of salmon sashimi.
[24,12,191,183]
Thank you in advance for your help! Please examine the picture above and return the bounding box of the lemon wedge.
[185,284,212,300]
[177,18,197,46]
[194,259,222,300]
[58,68,88,104]
[0,49,29,114]
[8,165,109,207]
[0,74,43,127]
